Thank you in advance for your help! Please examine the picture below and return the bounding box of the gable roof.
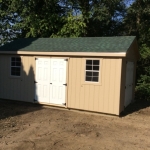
[0,36,139,58]
[0,36,136,53]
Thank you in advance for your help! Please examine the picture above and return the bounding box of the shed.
[0,37,139,115]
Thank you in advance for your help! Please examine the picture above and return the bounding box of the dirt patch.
[0,100,150,150]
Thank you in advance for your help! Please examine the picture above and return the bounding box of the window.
[11,57,21,76]
[85,59,100,82]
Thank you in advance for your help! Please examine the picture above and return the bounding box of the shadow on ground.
[0,99,43,120]
[120,99,150,117]
[1,98,150,119]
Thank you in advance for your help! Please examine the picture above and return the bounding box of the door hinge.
[35,58,38,60]
[64,59,68,61]
[62,103,66,105]
[63,83,67,86]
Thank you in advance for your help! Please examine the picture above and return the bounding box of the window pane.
[16,72,20,76]
[86,76,92,81]
[11,62,16,66]
[86,71,92,76]
[11,57,21,76]
[86,65,92,70]
[11,67,16,71]
[93,60,99,65]
[16,62,21,66]
[16,57,21,61]
[93,72,99,76]
[93,66,99,71]
[12,67,16,72]
[11,57,16,61]
[92,77,98,82]
[16,68,20,72]
[86,60,92,65]
[85,59,100,83]
[11,70,16,75]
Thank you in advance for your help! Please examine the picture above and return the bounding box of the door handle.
[50,83,52,84]
[63,83,67,86]
[34,81,38,83]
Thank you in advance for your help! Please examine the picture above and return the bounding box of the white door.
[124,61,134,107]
[50,59,67,105]
[35,58,51,103]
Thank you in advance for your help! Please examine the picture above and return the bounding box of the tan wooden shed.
[0,37,139,115]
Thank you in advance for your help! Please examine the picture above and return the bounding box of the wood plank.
[27,57,34,102]
[108,59,116,114]
[88,85,94,111]
[67,58,72,107]
[114,59,122,115]
[22,56,29,101]
[93,85,100,112]
[103,59,110,113]
[71,58,77,108]
[84,85,90,110]
[75,58,82,108]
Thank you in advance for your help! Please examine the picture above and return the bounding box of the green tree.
[0,0,126,42]
[51,13,87,37]
[52,0,126,37]
[0,0,20,45]
[0,0,65,45]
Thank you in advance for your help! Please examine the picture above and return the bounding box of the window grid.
[85,60,100,82]
[11,57,21,76]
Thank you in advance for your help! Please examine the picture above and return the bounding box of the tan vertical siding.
[84,85,89,110]
[0,55,35,102]
[0,54,123,115]
[132,61,136,102]
[71,58,77,107]
[75,58,82,108]
[93,86,100,111]
[1,56,8,99]
[119,58,126,113]
[103,59,110,113]
[21,56,35,102]
[113,59,122,114]
[124,42,138,109]
[126,44,138,104]
[68,57,122,115]
[108,59,116,114]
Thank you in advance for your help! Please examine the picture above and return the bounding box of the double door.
[34,58,67,105]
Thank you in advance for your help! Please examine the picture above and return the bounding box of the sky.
[125,0,135,7]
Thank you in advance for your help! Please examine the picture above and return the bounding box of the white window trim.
[82,58,103,86]
[85,60,100,83]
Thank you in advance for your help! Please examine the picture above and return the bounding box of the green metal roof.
[0,36,136,53]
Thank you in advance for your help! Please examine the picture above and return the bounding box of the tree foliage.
[61,0,126,36]
[0,0,21,44]
[0,0,125,42]
[51,14,87,37]
[0,0,65,44]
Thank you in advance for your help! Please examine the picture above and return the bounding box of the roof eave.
[0,51,126,57]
